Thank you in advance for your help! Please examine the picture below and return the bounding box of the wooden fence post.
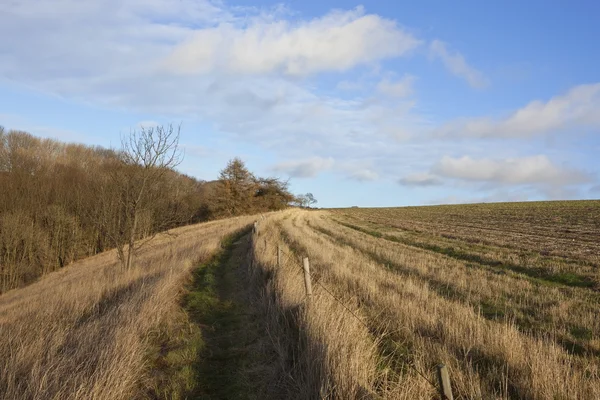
[436,364,453,400]
[277,245,281,268]
[302,257,313,300]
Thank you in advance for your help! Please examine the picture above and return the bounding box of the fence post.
[302,257,313,300]
[436,364,453,400]
[277,245,281,268]
[253,221,258,233]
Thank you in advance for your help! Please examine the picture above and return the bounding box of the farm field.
[249,202,600,399]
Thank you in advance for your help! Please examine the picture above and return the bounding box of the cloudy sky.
[1,0,599,207]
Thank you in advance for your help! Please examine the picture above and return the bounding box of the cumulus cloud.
[435,83,600,138]
[376,75,415,97]
[0,0,427,155]
[1,0,595,205]
[429,40,489,89]
[163,7,422,76]
[433,155,590,185]
[271,157,334,178]
[398,172,442,186]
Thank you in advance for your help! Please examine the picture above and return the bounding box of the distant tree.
[293,194,307,208]
[212,158,256,217]
[0,126,5,172]
[305,193,317,208]
[254,177,294,211]
[0,124,215,291]
[0,211,49,292]
[294,192,318,208]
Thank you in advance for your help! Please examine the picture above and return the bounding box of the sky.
[1,0,599,208]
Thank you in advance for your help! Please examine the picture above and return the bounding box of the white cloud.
[0,0,231,23]
[181,144,214,158]
[0,0,427,152]
[1,0,595,205]
[163,7,422,76]
[429,40,489,89]
[334,160,381,181]
[435,83,600,138]
[271,157,334,178]
[434,155,590,185]
[376,74,415,97]
[398,172,442,186]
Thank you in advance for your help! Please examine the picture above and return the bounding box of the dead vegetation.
[0,215,255,400]
[247,206,600,399]
[2,201,599,399]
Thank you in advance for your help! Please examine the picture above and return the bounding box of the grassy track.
[182,227,275,400]
[186,229,254,399]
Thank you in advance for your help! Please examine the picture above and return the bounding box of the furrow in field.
[313,215,600,357]
[336,204,600,264]
[274,211,600,399]
[335,219,598,289]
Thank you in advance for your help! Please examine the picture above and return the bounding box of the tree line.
[0,124,310,292]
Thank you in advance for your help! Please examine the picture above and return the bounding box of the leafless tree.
[99,124,184,269]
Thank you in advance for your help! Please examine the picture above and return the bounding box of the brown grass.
[249,207,600,399]
[3,202,599,399]
[249,212,379,399]
[334,201,600,264]
[0,215,256,400]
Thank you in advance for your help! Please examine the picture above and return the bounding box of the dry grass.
[334,201,600,265]
[3,202,599,399]
[249,207,600,399]
[0,215,256,400]
[249,212,380,399]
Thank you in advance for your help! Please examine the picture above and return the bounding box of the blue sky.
[1,0,599,207]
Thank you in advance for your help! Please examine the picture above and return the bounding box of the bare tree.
[304,193,317,208]
[294,193,318,208]
[99,124,183,269]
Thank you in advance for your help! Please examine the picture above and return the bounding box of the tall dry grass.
[252,209,600,399]
[0,215,255,400]
[318,217,600,356]
[249,211,379,399]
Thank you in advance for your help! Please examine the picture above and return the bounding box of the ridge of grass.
[312,222,600,358]
[335,220,596,290]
